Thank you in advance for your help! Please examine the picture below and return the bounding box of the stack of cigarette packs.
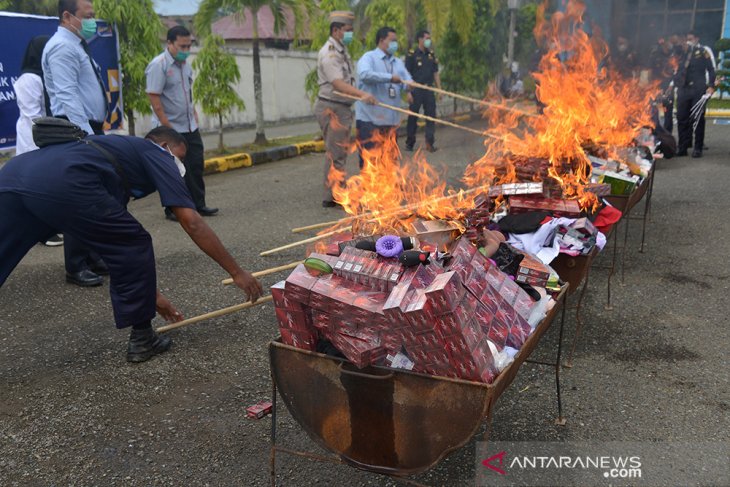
[272,240,537,384]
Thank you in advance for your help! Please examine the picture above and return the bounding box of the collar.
[418,46,429,55]
[57,25,82,42]
[378,48,394,61]
[164,48,184,65]
[328,36,345,53]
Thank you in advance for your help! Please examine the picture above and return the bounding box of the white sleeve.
[15,74,46,120]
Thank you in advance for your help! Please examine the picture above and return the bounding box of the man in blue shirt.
[0,127,263,363]
[43,0,111,287]
[355,26,413,168]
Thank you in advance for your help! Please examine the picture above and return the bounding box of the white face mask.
[168,149,186,177]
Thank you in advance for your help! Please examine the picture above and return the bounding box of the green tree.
[193,34,245,152]
[196,0,309,144]
[94,0,163,135]
[714,38,730,100]
[363,0,405,50]
[0,0,56,15]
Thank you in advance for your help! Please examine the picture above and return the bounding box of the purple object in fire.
[376,235,404,258]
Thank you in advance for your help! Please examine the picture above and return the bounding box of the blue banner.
[0,12,122,150]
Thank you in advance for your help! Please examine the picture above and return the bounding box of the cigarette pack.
[424,271,465,315]
[284,264,320,304]
[280,328,317,351]
[271,280,306,312]
[508,196,581,218]
[570,217,597,237]
[517,253,551,281]
[309,274,348,312]
[383,284,416,324]
[311,310,332,333]
[275,308,312,332]
[404,290,437,331]
[331,328,385,368]
[505,319,532,349]
[464,260,489,299]
[246,401,273,419]
[399,262,440,289]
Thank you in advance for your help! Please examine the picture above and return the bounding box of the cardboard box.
[275,308,311,332]
[508,196,581,218]
[271,280,306,312]
[284,264,320,304]
[280,328,317,351]
[425,271,466,315]
[602,171,638,195]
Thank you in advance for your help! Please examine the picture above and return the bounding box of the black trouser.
[405,88,436,147]
[662,97,674,133]
[178,130,206,210]
[356,121,397,169]
[59,117,106,273]
[676,87,706,153]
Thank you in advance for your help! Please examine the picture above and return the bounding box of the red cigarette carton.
[284,264,320,303]
[271,280,307,312]
[280,328,317,351]
[425,271,466,315]
[246,401,273,419]
[311,310,331,333]
[275,308,311,332]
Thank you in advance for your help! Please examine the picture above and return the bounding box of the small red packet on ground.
[246,401,273,419]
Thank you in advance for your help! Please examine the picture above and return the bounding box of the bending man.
[0,127,263,363]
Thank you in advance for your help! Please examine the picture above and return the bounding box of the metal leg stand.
[565,268,591,368]
[554,294,567,425]
[620,207,631,284]
[270,380,278,487]
[639,172,654,253]
[605,226,619,311]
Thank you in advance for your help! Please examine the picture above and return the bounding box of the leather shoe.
[676,150,688,157]
[425,144,438,153]
[127,328,172,363]
[89,260,109,276]
[691,149,702,158]
[66,270,103,287]
[404,145,414,151]
[197,206,219,216]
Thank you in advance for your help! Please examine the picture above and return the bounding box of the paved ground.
[1,119,728,486]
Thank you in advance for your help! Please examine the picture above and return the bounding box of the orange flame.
[321,0,658,240]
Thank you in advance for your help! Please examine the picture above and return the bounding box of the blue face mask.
[424,39,432,49]
[343,31,353,45]
[387,40,398,55]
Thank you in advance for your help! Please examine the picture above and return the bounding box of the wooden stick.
[156,295,274,333]
[260,229,343,256]
[221,261,302,285]
[264,185,492,256]
[409,81,537,118]
[334,91,498,139]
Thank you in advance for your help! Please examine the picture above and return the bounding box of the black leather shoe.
[127,328,172,363]
[197,206,219,216]
[676,150,688,157]
[89,260,109,276]
[691,149,702,158]
[66,270,103,287]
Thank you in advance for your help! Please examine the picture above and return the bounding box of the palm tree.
[196,0,309,144]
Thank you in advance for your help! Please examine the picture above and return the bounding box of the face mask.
[387,41,398,55]
[687,40,696,47]
[343,31,353,45]
[72,15,97,40]
[174,51,190,62]
[168,149,186,177]
[424,39,432,49]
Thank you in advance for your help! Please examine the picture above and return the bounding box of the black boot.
[127,327,172,363]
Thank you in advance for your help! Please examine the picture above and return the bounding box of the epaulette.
[408,49,415,55]
[328,43,335,51]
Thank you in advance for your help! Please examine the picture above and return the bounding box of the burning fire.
[324,0,658,238]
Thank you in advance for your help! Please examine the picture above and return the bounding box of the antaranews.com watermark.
[475,441,728,486]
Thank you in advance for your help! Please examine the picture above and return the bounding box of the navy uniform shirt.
[0,135,195,210]
[405,47,438,85]
[676,44,716,90]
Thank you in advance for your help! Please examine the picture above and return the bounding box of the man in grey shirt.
[145,26,218,220]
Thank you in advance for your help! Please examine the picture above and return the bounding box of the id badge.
[388,86,396,98]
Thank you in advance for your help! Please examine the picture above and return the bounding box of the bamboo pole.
[409,81,537,118]
[156,295,274,333]
[263,184,492,256]
[221,261,302,285]
[334,91,497,139]
[259,229,343,257]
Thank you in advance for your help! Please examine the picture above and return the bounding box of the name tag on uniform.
[388,86,396,98]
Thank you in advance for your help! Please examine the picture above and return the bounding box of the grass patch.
[708,98,730,109]
[204,132,320,158]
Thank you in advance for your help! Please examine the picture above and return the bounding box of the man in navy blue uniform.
[0,127,263,362]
